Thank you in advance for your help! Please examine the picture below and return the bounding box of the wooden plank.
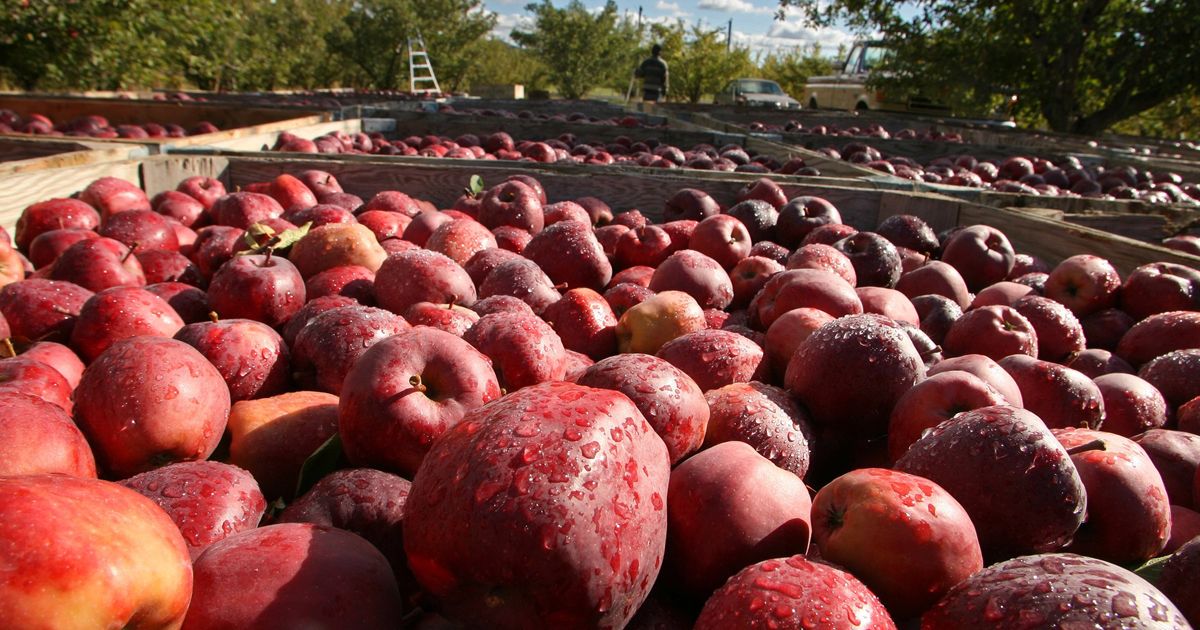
[0,160,142,232]
[141,155,231,197]
[0,136,146,175]
[189,119,364,153]
[0,95,330,130]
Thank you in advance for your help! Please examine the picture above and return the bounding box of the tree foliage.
[778,0,1200,134]
[645,20,754,104]
[0,0,493,93]
[757,44,835,102]
[466,39,550,93]
[512,0,640,99]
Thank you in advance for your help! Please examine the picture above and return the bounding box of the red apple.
[177,176,226,211]
[73,336,230,477]
[1120,262,1200,320]
[812,468,983,618]
[664,441,812,596]
[999,354,1104,429]
[786,313,926,443]
[0,392,95,477]
[690,214,752,270]
[339,327,502,477]
[940,225,1016,292]
[292,304,410,395]
[79,176,151,218]
[524,218,612,291]
[69,286,185,362]
[0,475,192,628]
[376,249,477,316]
[1093,373,1168,437]
[656,328,765,392]
[576,353,708,465]
[895,405,1087,559]
[120,460,265,558]
[15,197,100,252]
[49,236,145,292]
[704,381,815,479]
[403,381,669,629]
[923,553,1187,628]
[207,253,305,328]
[1044,254,1122,317]
[1056,427,1170,564]
[943,304,1038,361]
[175,315,291,402]
[648,249,734,310]
[185,523,403,629]
[887,370,1009,463]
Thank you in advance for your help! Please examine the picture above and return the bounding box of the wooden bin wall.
[0,136,147,176]
[3,153,1198,276]
[0,95,334,154]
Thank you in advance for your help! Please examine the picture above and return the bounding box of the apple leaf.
[238,221,312,256]
[294,432,347,498]
[1131,554,1172,583]
[272,221,313,251]
[465,174,485,196]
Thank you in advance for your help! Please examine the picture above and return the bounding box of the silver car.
[713,79,801,109]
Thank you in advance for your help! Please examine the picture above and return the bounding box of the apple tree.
[325,0,495,91]
[779,0,1200,135]
[647,20,755,104]
[512,0,641,99]
[758,44,836,103]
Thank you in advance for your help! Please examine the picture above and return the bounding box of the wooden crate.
[0,95,335,154]
[3,152,1197,276]
[0,136,147,176]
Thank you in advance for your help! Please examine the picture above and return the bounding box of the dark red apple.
[402,381,669,629]
[922,553,1188,628]
[73,336,230,477]
[999,354,1104,429]
[943,304,1038,360]
[940,225,1016,292]
[338,327,501,477]
[1044,254,1122,317]
[175,315,290,402]
[695,555,895,629]
[291,305,410,395]
[664,441,812,597]
[895,405,1087,559]
[49,237,145,292]
[69,286,184,363]
[207,254,305,328]
[1056,427,1170,564]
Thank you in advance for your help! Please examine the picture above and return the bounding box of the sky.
[484,0,865,61]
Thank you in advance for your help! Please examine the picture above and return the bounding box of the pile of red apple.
[0,110,220,139]
[435,103,663,129]
[272,128,821,176]
[3,165,1200,628]
[748,119,965,143]
[816,140,1200,205]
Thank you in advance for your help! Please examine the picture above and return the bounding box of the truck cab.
[805,40,948,113]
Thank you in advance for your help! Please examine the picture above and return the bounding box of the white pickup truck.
[804,40,949,113]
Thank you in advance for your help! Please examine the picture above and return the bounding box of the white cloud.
[697,0,775,15]
[490,12,533,42]
[731,24,857,59]
[654,0,690,17]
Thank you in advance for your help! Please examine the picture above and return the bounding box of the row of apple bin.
[1,137,1200,629]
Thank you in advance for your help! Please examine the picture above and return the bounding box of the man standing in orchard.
[635,44,669,107]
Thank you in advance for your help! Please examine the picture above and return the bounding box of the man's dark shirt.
[636,56,668,101]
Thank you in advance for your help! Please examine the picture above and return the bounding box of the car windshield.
[861,46,893,72]
[738,80,783,95]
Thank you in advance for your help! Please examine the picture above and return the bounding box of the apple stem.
[262,247,274,266]
[208,311,220,323]
[1,338,14,358]
[1065,439,1106,456]
[121,242,139,262]
[409,374,427,393]
[554,282,568,291]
